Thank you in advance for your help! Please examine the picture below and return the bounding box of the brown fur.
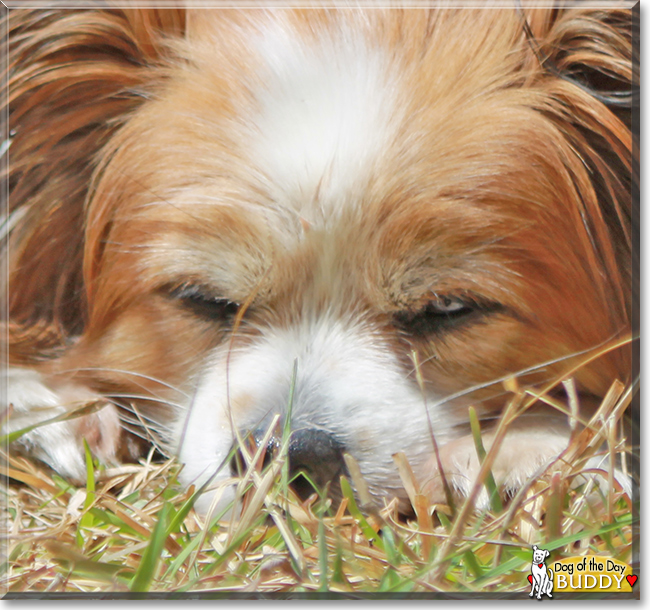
[3,7,635,497]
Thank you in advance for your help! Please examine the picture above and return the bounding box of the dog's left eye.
[168,285,240,323]
[393,295,495,337]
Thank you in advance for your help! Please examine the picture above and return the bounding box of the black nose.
[230,428,347,500]
[288,428,347,499]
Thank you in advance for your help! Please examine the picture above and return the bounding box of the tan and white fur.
[2,6,634,512]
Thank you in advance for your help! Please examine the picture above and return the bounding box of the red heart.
[626,575,638,587]
[538,563,543,568]
[528,574,533,584]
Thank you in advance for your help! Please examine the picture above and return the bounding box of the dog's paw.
[421,415,571,508]
[4,368,121,480]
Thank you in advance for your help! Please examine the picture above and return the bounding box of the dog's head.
[532,545,550,565]
[6,8,634,509]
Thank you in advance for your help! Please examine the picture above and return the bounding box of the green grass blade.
[462,549,483,579]
[130,502,172,592]
[165,491,200,538]
[378,568,401,591]
[468,406,503,513]
[382,527,399,567]
[437,509,452,532]
[339,476,384,552]
[331,536,346,585]
[317,501,328,592]
[77,440,96,544]
[163,533,205,581]
[43,541,131,584]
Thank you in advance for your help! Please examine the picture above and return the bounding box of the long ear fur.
[3,8,185,363]
[534,7,635,327]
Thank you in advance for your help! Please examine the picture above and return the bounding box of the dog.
[2,6,635,513]
[530,545,553,599]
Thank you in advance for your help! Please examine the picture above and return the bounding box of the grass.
[1,371,638,597]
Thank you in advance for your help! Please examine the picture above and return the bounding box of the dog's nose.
[288,428,347,499]
[230,428,347,500]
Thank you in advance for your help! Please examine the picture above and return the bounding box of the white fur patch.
[4,368,119,480]
[247,18,401,225]
[175,314,448,512]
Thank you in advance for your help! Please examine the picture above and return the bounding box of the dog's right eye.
[169,284,240,323]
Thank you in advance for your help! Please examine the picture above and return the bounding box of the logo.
[526,548,637,597]
[528,545,554,599]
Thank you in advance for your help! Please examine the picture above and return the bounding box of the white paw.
[421,414,571,507]
[4,368,121,480]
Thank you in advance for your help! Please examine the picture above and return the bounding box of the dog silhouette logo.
[529,545,554,599]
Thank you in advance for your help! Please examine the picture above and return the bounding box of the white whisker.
[106,393,185,414]
[53,367,190,399]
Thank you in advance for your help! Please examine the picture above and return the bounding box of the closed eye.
[168,284,240,323]
[393,295,502,337]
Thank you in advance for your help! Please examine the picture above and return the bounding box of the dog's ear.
[533,545,538,552]
[4,8,186,362]
[533,8,636,336]
[545,550,550,559]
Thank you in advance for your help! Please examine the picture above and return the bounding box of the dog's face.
[532,546,550,566]
[6,8,633,511]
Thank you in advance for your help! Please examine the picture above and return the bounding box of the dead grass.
[1,370,638,597]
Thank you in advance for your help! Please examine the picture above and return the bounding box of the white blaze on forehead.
[247,18,402,223]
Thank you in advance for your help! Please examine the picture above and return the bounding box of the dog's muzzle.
[230,427,347,501]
